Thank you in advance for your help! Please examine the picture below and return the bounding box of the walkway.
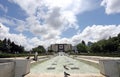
[26,73,104,77]
[26,54,105,77]
[77,56,120,61]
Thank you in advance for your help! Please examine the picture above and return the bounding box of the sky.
[0,0,120,50]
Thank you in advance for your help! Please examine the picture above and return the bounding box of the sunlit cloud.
[101,0,120,14]
[0,0,120,50]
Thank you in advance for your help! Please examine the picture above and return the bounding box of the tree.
[90,43,102,53]
[2,38,9,53]
[10,42,16,53]
[0,40,3,53]
[102,40,117,53]
[87,41,93,46]
[7,39,11,53]
[18,45,24,53]
[89,33,120,53]
[32,45,46,54]
[0,38,25,54]
[82,40,86,45]
[77,43,88,53]
[117,45,120,53]
[118,33,120,38]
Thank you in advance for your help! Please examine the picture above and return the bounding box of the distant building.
[87,41,93,46]
[72,46,78,53]
[48,44,73,52]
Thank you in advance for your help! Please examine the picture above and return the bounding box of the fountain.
[31,52,100,74]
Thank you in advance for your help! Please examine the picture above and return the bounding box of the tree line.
[77,33,120,54]
[0,38,46,54]
[1,33,120,55]
[32,45,46,54]
[0,38,24,54]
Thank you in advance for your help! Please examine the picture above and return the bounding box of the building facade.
[48,44,73,52]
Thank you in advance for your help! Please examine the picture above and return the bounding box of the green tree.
[77,43,88,53]
[0,40,3,53]
[90,43,102,53]
[102,40,117,53]
[89,33,120,53]
[118,33,120,38]
[82,40,86,45]
[0,39,25,54]
[10,42,16,53]
[2,38,9,53]
[32,45,46,54]
[117,45,120,52]
[88,41,93,46]
[18,45,24,53]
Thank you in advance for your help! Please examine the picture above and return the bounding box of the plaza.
[26,52,120,77]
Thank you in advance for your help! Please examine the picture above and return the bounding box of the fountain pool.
[31,55,100,74]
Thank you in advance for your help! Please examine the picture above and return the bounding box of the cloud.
[0,16,27,33]
[15,25,26,32]
[0,23,26,45]
[8,0,99,40]
[101,0,120,14]
[0,23,32,50]
[0,17,15,26]
[0,23,56,50]
[0,23,9,39]
[8,0,41,15]
[44,24,120,46]
[71,25,120,45]
[2,0,120,50]
[55,38,71,44]
[1,23,120,50]
[46,7,63,29]
[0,4,8,13]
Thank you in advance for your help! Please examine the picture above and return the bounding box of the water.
[31,55,100,74]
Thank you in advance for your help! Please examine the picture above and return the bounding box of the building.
[48,44,73,52]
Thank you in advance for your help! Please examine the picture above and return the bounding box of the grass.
[0,53,32,58]
[73,53,120,57]
[0,52,120,58]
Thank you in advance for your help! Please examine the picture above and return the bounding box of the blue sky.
[0,0,120,50]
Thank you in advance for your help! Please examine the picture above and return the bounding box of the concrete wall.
[0,62,15,77]
[76,58,99,69]
[14,59,30,77]
[99,59,120,77]
[0,59,30,77]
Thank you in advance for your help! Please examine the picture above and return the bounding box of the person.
[26,56,30,59]
[33,52,38,61]
[64,71,70,77]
